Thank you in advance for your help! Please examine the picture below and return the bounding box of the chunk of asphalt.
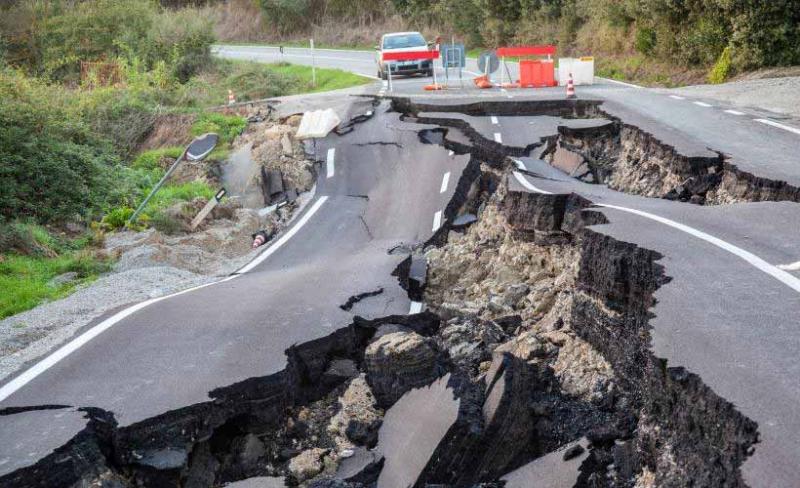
[374,374,460,488]
[501,437,589,488]
[267,169,284,199]
[451,213,478,229]
[334,446,383,483]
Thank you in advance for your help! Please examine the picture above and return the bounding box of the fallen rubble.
[0,98,763,488]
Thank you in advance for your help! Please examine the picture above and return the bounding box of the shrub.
[708,46,732,84]
[634,27,656,55]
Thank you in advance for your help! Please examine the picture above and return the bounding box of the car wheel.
[426,69,434,77]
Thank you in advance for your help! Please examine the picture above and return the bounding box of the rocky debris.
[288,448,329,483]
[105,200,292,276]
[436,317,507,378]
[364,331,442,407]
[327,375,383,449]
[251,121,315,199]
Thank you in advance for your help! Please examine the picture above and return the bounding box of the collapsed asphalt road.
[1,96,800,487]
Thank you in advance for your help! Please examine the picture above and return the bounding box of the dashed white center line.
[724,109,745,116]
[432,210,443,232]
[669,95,685,100]
[693,101,712,107]
[494,132,503,143]
[440,172,451,193]
[326,148,335,178]
[777,261,800,271]
[409,301,424,314]
[490,116,499,125]
[755,118,800,136]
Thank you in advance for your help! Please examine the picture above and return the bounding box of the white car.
[375,32,434,80]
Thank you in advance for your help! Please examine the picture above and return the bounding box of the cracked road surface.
[4,47,800,484]
[0,101,469,478]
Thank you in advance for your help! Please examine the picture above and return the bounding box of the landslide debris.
[0,99,761,488]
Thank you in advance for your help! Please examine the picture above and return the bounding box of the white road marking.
[0,196,330,402]
[596,77,642,89]
[777,261,800,271]
[238,196,328,274]
[724,109,745,115]
[432,211,443,232]
[693,101,712,107]
[440,172,451,193]
[669,95,685,100]
[494,132,503,143]
[448,150,454,157]
[326,148,335,178]
[755,118,800,136]
[409,301,424,314]
[490,116,499,125]
[510,160,800,295]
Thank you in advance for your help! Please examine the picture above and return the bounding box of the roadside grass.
[0,253,111,320]
[181,60,372,107]
[0,222,111,320]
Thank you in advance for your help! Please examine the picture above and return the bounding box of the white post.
[310,39,316,87]
[433,54,438,87]
[388,62,393,92]
[500,57,505,86]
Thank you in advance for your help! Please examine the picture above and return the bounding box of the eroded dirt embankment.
[0,99,760,488]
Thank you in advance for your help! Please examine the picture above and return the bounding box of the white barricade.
[558,57,595,86]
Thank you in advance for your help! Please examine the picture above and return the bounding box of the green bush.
[708,46,732,84]
[100,207,135,230]
[634,27,656,55]
[0,73,120,223]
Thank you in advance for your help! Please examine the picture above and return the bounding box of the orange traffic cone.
[566,73,576,99]
[228,89,236,105]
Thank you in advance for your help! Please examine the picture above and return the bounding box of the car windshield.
[383,34,427,50]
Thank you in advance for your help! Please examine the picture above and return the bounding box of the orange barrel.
[541,59,556,86]
[519,60,537,87]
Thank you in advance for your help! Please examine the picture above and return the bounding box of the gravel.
[671,76,800,118]
[0,266,213,382]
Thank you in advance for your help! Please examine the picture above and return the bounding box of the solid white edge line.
[494,132,503,143]
[596,76,642,89]
[693,101,712,107]
[440,172,451,194]
[490,116,499,125]
[510,162,800,294]
[0,276,233,402]
[326,148,335,178]
[432,211,443,232]
[755,118,800,136]
[238,196,329,274]
[409,301,424,314]
[777,261,800,271]
[0,194,331,401]
[724,110,745,116]
[597,204,800,293]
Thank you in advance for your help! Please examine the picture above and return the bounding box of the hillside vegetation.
[210,0,800,86]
